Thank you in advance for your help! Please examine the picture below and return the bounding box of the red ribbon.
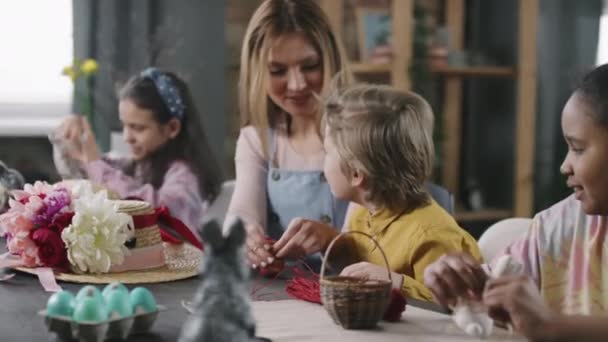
[132,206,203,251]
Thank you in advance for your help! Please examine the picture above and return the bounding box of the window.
[0,0,73,136]
[597,0,608,65]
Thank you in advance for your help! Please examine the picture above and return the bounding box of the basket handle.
[320,231,392,283]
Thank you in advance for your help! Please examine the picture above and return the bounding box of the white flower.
[61,191,134,273]
[61,179,96,199]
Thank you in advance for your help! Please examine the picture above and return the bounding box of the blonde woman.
[226,0,352,270]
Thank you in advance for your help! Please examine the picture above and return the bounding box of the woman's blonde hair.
[324,84,435,212]
[239,0,351,156]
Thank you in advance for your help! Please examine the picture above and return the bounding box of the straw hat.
[16,200,202,284]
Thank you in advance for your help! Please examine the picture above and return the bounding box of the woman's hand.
[272,217,339,259]
[341,261,404,289]
[483,275,555,340]
[245,222,275,269]
[423,253,488,308]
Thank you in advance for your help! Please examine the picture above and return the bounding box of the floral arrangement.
[0,181,133,274]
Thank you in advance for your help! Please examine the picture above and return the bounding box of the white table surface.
[253,300,524,341]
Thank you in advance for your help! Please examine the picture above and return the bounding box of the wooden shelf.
[350,62,392,74]
[351,63,516,78]
[431,65,516,78]
[322,0,538,218]
[454,209,512,222]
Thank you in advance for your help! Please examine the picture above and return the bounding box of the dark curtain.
[72,0,226,161]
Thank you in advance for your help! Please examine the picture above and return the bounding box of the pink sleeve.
[225,127,268,229]
[490,218,542,286]
[84,159,206,234]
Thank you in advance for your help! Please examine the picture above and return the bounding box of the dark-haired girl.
[57,68,223,234]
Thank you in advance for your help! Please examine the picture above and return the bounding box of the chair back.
[426,182,454,214]
[478,218,532,261]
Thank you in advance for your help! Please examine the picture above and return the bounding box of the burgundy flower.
[48,212,75,234]
[30,228,68,268]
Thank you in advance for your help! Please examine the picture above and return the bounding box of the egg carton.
[38,305,167,342]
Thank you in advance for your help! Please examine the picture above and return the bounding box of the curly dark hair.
[576,63,608,126]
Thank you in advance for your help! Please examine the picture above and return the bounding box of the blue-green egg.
[105,290,133,318]
[102,282,129,300]
[72,297,108,323]
[129,287,157,313]
[75,285,104,304]
[46,291,75,318]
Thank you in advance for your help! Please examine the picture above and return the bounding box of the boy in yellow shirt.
[273,83,481,301]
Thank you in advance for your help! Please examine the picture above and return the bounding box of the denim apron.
[265,130,348,270]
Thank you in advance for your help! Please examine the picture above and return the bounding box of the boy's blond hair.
[324,83,434,212]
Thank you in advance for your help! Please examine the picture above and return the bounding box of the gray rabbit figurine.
[178,218,257,342]
[0,161,25,212]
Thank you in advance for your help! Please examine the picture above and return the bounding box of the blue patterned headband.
[140,67,186,120]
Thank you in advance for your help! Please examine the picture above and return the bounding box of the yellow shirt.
[347,200,482,301]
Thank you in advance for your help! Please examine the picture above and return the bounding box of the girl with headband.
[55,68,223,234]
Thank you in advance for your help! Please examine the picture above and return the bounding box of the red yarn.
[258,258,285,277]
[258,237,285,278]
[285,267,321,304]
[249,236,407,322]
[383,289,407,322]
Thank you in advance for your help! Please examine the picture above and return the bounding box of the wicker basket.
[320,231,392,329]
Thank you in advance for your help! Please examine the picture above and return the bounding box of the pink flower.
[30,228,67,268]
[11,181,53,202]
[0,210,34,237]
[7,236,39,267]
[7,196,44,221]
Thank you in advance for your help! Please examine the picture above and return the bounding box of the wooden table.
[253,300,524,341]
[0,270,522,341]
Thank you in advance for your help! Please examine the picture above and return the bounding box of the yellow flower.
[61,65,79,82]
[80,59,98,75]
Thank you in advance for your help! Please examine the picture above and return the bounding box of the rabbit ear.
[201,220,224,251]
[225,218,246,247]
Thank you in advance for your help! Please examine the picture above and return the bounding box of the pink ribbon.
[36,267,62,292]
[109,244,165,273]
[0,273,14,281]
[0,251,62,290]
[0,253,23,269]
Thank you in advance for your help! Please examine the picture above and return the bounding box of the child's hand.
[272,218,339,259]
[245,222,275,269]
[60,116,100,163]
[57,115,84,142]
[341,261,404,289]
[423,253,487,308]
[483,275,555,339]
